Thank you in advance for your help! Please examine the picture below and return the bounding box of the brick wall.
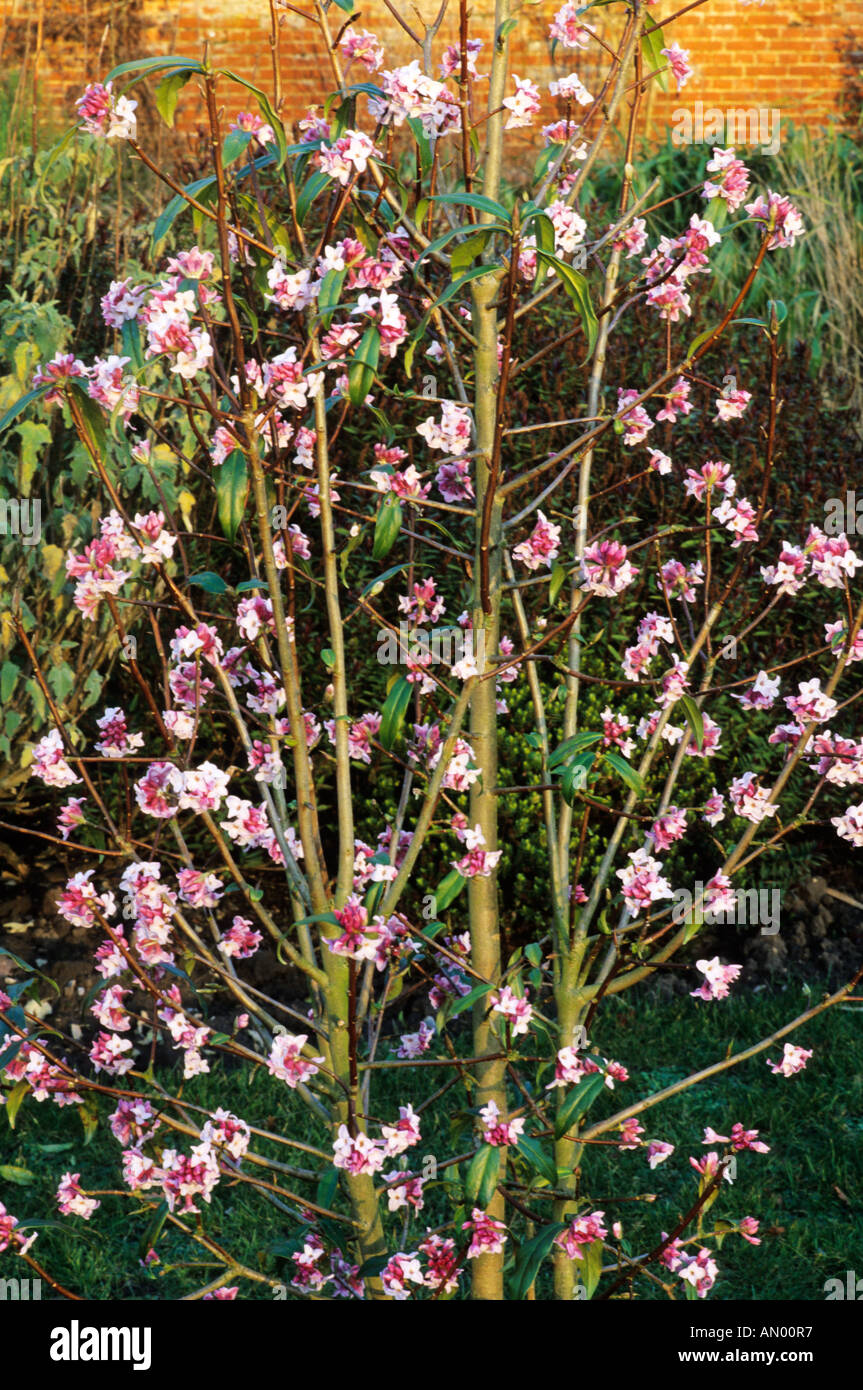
[2,0,860,150]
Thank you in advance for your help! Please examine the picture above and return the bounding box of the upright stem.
[468,0,510,1301]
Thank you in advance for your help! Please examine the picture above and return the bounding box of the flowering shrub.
[1,0,861,1302]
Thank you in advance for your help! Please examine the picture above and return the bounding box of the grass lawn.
[3,981,862,1300]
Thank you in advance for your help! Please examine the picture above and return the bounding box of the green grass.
[2,983,862,1300]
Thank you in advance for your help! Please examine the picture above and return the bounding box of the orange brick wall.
[2,0,860,148]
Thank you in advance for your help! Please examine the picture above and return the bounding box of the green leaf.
[450,229,500,275]
[427,191,511,224]
[222,129,253,168]
[573,1236,604,1298]
[0,1165,34,1185]
[120,318,144,371]
[139,1199,170,1258]
[515,1135,558,1187]
[685,324,718,361]
[602,749,644,796]
[296,170,330,224]
[187,571,230,595]
[554,1072,606,1139]
[0,1035,28,1071]
[215,449,249,542]
[349,325,381,406]
[465,1144,500,1210]
[510,1223,565,1300]
[680,693,704,751]
[548,561,567,606]
[549,731,602,769]
[219,71,288,168]
[0,385,48,436]
[0,661,19,703]
[151,174,216,254]
[379,675,412,751]
[104,56,203,84]
[535,251,598,358]
[5,1079,28,1129]
[317,267,347,325]
[561,752,595,805]
[235,578,268,593]
[372,492,402,561]
[642,22,670,93]
[432,868,467,913]
[155,68,195,127]
[358,562,411,599]
[448,980,494,1020]
[529,211,555,291]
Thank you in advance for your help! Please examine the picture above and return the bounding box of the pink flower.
[339,27,385,72]
[715,385,752,421]
[31,729,81,789]
[463,1208,507,1258]
[513,511,562,571]
[76,81,137,140]
[56,1173,100,1220]
[490,985,533,1037]
[690,956,742,1002]
[582,539,639,597]
[554,1210,607,1258]
[703,147,750,212]
[616,388,654,445]
[503,75,541,129]
[678,1247,719,1297]
[380,1252,424,1300]
[479,1099,525,1147]
[332,1124,385,1175]
[657,376,692,423]
[729,771,777,823]
[767,1043,813,1076]
[218,916,262,960]
[661,41,693,90]
[267,1033,323,1089]
[617,848,672,914]
[647,1140,675,1169]
[744,190,805,250]
[549,3,596,48]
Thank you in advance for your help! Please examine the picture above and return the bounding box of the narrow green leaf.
[432,868,467,913]
[465,1144,501,1210]
[641,22,670,93]
[187,571,230,595]
[215,449,249,542]
[372,491,402,560]
[155,68,195,127]
[511,1223,566,1300]
[554,1072,606,1139]
[349,325,381,406]
[602,749,645,796]
[680,693,705,751]
[379,675,413,751]
[0,385,48,436]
